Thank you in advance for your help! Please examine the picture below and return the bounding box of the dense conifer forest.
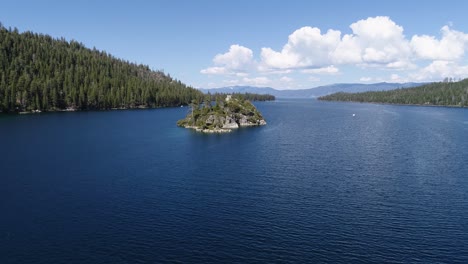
[0,23,203,113]
[318,79,468,107]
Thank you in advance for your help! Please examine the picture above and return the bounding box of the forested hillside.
[318,79,468,107]
[0,23,202,113]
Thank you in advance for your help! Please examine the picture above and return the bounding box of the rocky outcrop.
[177,95,267,133]
[223,116,239,129]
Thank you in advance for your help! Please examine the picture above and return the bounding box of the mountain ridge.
[199,82,428,98]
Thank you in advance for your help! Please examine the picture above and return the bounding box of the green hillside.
[318,79,468,107]
[0,24,202,113]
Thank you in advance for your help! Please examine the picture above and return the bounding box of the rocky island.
[177,95,267,133]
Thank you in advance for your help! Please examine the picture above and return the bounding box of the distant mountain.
[199,86,280,96]
[200,82,428,98]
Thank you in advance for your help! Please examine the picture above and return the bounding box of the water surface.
[1,100,467,263]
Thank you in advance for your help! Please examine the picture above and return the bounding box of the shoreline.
[184,125,233,133]
[1,100,273,115]
[181,122,267,133]
[1,105,184,115]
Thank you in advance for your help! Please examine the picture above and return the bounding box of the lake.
[1,99,467,263]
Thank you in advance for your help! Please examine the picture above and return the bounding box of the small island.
[177,94,267,133]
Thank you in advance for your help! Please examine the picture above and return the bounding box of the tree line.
[318,79,468,107]
[0,23,203,113]
[206,92,275,102]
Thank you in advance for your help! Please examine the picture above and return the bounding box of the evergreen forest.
[0,23,203,113]
[318,79,468,107]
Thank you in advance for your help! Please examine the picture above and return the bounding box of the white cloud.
[301,65,339,74]
[342,16,411,67]
[390,74,400,81]
[411,60,468,81]
[411,26,468,61]
[235,72,249,77]
[201,44,254,75]
[247,77,270,85]
[259,16,412,71]
[241,77,271,86]
[201,16,468,86]
[280,76,293,83]
[223,79,240,86]
[332,34,362,64]
[200,66,229,75]
[351,16,404,40]
[257,67,292,74]
[260,27,341,69]
[223,76,294,89]
[385,60,417,69]
[213,44,253,70]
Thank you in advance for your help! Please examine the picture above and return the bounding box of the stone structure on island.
[177,94,267,133]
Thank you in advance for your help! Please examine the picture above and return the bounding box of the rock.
[223,116,239,129]
[238,115,256,127]
[239,115,249,126]
[206,115,216,125]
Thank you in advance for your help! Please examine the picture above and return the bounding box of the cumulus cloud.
[411,60,468,81]
[260,27,341,69]
[201,16,468,84]
[201,44,254,75]
[301,65,339,74]
[411,26,468,61]
[332,34,362,64]
[260,16,412,70]
[200,66,229,75]
[343,16,411,65]
[213,44,253,69]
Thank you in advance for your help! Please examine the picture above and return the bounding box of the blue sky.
[2,0,468,89]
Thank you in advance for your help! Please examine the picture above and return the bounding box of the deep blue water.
[1,99,468,263]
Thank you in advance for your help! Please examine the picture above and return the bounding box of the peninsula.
[318,78,468,107]
[177,94,267,133]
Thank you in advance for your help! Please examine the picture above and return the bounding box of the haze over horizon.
[2,0,468,89]
[202,81,429,91]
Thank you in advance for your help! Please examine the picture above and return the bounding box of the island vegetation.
[0,23,203,113]
[177,94,267,133]
[318,78,468,107]
[206,92,275,102]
